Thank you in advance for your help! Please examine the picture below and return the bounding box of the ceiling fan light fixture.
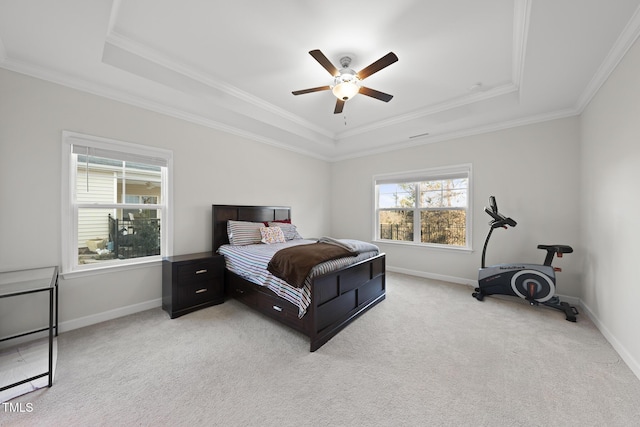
[332,81,360,101]
[332,69,360,100]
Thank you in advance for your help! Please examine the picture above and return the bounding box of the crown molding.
[106,0,122,35]
[575,3,640,113]
[331,107,580,162]
[0,56,332,161]
[103,31,336,143]
[336,82,519,140]
[512,0,531,88]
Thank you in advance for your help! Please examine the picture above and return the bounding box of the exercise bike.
[472,196,579,322]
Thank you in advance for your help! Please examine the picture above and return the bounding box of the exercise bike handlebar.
[481,196,516,268]
[484,206,517,228]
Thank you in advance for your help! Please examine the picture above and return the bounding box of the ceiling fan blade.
[334,99,345,114]
[357,52,398,80]
[292,86,331,95]
[359,86,394,102]
[309,49,340,76]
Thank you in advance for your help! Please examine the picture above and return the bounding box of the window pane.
[76,155,118,203]
[118,165,162,205]
[420,178,468,208]
[378,183,416,209]
[123,197,158,220]
[378,210,414,241]
[76,155,162,204]
[78,208,161,265]
[420,210,466,246]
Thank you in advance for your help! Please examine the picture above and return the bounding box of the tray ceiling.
[1,0,640,160]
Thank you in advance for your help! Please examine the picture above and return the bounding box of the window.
[61,131,173,275]
[374,164,471,249]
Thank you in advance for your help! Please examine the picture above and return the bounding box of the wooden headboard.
[212,205,291,252]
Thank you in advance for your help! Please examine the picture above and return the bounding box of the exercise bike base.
[543,299,579,322]
[472,290,578,322]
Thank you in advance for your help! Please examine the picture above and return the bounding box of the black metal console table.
[0,266,59,392]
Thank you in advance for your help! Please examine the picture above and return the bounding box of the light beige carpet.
[3,272,639,426]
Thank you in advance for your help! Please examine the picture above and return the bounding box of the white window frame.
[61,131,173,277]
[373,164,472,251]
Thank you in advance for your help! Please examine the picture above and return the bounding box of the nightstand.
[162,252,225,318]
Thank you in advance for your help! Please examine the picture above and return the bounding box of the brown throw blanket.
[267,243,356,288]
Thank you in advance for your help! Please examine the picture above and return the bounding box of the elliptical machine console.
[472,196,579,321]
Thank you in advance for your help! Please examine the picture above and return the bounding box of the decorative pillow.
[260,226,286,244]
[227,220,264,246]
[268,221,302,240]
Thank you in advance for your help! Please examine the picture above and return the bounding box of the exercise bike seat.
[538,244,573,266]
[537,244,573,254]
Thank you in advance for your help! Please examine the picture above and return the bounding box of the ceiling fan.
[292,49,398,114]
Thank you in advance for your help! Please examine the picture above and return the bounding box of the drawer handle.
[235,288,245,294]
[272,305,283,312]
[195,288,207,294]
[195,269,208,274]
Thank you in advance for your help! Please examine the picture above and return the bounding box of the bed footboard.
[225,253,386,351]
[308,253,385,351]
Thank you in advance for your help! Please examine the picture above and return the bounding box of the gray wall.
[330,118,582,295]
[580,35,640,378]
[0,68,330,336]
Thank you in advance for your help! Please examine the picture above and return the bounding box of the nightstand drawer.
[177,281,223,308]
[177,260,221,285]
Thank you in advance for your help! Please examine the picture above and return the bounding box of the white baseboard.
[0,298,162,349]
[58,298,162,333]
[386,265,477,287]
[578,300,640,381]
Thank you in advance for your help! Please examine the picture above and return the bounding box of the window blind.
[71,144,168,168]
[375,167,469,186]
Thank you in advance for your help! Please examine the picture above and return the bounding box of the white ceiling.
[2,0,640,160]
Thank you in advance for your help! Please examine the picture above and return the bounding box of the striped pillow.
[227,220,264,246]
[268,222,303,240]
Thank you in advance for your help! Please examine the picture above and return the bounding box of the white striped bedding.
[217,239,379,318]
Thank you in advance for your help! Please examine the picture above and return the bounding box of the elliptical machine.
[472,196,579,322]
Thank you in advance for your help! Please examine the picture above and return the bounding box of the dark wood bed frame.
[212,205,386,351]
